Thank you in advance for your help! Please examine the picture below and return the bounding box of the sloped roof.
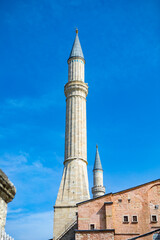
[77,178,160,205]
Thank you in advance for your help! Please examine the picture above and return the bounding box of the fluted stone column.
[54,30,90,239]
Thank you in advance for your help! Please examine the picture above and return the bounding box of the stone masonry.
[76,179,160,240]
[75,231,114,240]
[53,30,90,239]
[0,169,16,230]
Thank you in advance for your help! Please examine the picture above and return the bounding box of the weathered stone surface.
[75,231,114,240]
[0,197,7,230]
[0,169,16,230]
[0,169,16,203]
[54,206,77,239]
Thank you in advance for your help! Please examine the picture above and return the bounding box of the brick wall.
[77,180,160,240]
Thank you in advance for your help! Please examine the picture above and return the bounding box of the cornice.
[0,169,16,203]
[64,81,88,98]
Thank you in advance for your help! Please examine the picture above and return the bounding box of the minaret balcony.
[64,81,88,99]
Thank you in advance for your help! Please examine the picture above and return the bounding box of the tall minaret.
[53,30,90,239]
[92,145,105,198]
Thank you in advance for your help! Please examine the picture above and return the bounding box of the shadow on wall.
[96,205,106,229]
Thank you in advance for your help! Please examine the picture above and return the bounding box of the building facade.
[76,179,160,240]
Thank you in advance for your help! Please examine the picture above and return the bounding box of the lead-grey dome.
[69,29,84,59]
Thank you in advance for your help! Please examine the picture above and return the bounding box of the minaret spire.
[69,29,84,60]
[54,30,90,239]
[92,145,105,198]
[94,145,102,170]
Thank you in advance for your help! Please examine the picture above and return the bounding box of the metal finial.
[96,144,98,149]
[76,28,78,34]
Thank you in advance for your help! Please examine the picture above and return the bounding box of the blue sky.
[0,0,160,239]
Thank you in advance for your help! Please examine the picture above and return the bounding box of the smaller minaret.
[92,145,105,198]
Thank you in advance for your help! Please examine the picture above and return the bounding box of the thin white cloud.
[0,151,62,205]
[4,93,63,111]
[7,208,23,214]
[6,211,53,240]
[0,152,57,175]
[0,151,62,239]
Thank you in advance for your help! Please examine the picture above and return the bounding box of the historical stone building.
[76,179,160,240]
[0,169,16,231]
[53,30,160,240]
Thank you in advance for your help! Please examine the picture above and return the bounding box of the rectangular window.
[132,216,138,223]
[123,216,129,223]
[151,215,158,223]
[90,224,95,230]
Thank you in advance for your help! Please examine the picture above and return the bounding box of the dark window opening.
[90,224,95,230]
[151,215,158,223]
[132,216,138,222]
[123,216,129,223]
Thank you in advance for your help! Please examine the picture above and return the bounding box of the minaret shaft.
[68,58,85,82]
[64,80,87,163]
[54,31,90,240]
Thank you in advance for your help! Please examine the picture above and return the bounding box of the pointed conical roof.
[69,29,84,59]
[93,145,103,170]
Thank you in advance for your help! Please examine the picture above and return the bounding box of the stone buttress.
[53,30,90,239]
